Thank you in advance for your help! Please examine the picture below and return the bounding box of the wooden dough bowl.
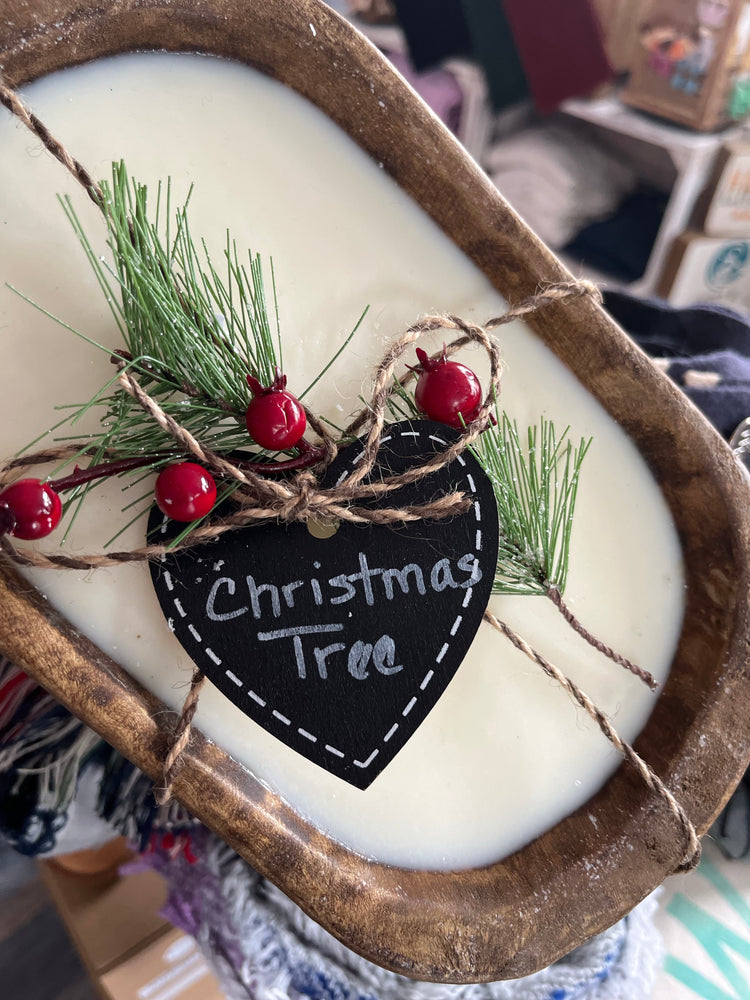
[1,0,750,984]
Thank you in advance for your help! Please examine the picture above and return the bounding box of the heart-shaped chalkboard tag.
[149,420,498,789]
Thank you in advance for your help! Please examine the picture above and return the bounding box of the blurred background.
[331,0,750,309]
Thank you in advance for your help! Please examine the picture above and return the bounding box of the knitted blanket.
[129,827,664,1000]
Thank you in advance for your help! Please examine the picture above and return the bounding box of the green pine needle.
[13,161,367,545]
[61,161,282,409]
[384,361,591,596]
[472,412,591,596]
[13,160,591,582]
[41,162,286,506]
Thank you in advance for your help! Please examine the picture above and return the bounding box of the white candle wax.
[0,52,684,869]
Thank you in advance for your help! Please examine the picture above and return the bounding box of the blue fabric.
[565,189,668,284]
[603,291,750,356]
[604,290,750,439]
[291,965,378,1000]
[0,704,79,854]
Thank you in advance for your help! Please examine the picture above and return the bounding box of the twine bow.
[0,282,588,570]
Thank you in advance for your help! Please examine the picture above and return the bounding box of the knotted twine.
[0,74,701,872]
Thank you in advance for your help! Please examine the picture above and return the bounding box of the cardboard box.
[658,228,750,304]
[40,854,226,1000]
[100,927,226,1000]
[592,0,648,73]
[693,138,750,232]
[623,0,750,130]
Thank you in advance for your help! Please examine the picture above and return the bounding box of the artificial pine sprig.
[59,161,282,437]
[10,157,588,620]
[27,164,285,536]
[388,360,655,686]
[9,163,366,541]
[471,413,591,597]
[384,357,591,597]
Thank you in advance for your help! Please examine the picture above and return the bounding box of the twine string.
[153,605,701,867]
[0,291,548,573]
[483,612,701,873]
[303,405,339,468]
[0,74,104,205]
[153,668,206,806]
[547,586,658,691]
[343,282,600,443]
[0,76,699,867]
[0,280,596,575]
[344,316,502,494]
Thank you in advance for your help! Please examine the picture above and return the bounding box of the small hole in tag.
[307,517,340,540]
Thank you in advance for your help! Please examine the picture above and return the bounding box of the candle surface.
[0,52,684,869]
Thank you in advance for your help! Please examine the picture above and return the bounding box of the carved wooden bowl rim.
[1,0,750,984]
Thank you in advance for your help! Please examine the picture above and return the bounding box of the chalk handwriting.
[205,551,481,624]
[257,625,403,681]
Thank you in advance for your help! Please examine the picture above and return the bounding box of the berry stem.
[245,442,325,473]
[48,455,165,492]
[415,346,437,371]
[45,440,326,494]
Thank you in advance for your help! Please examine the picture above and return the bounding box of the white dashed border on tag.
[159,426,483,772]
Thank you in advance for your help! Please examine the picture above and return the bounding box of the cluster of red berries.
[0,352,481,540]
[153,369,309,523]
[0,367,310,539]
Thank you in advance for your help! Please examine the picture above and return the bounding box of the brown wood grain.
[1,0,750,983]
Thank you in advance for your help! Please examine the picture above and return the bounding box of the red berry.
[413,348,482,428]
[155,463,217,522]
[245,368,307,451]
[0,479,62,540]
[182,839,199,865]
